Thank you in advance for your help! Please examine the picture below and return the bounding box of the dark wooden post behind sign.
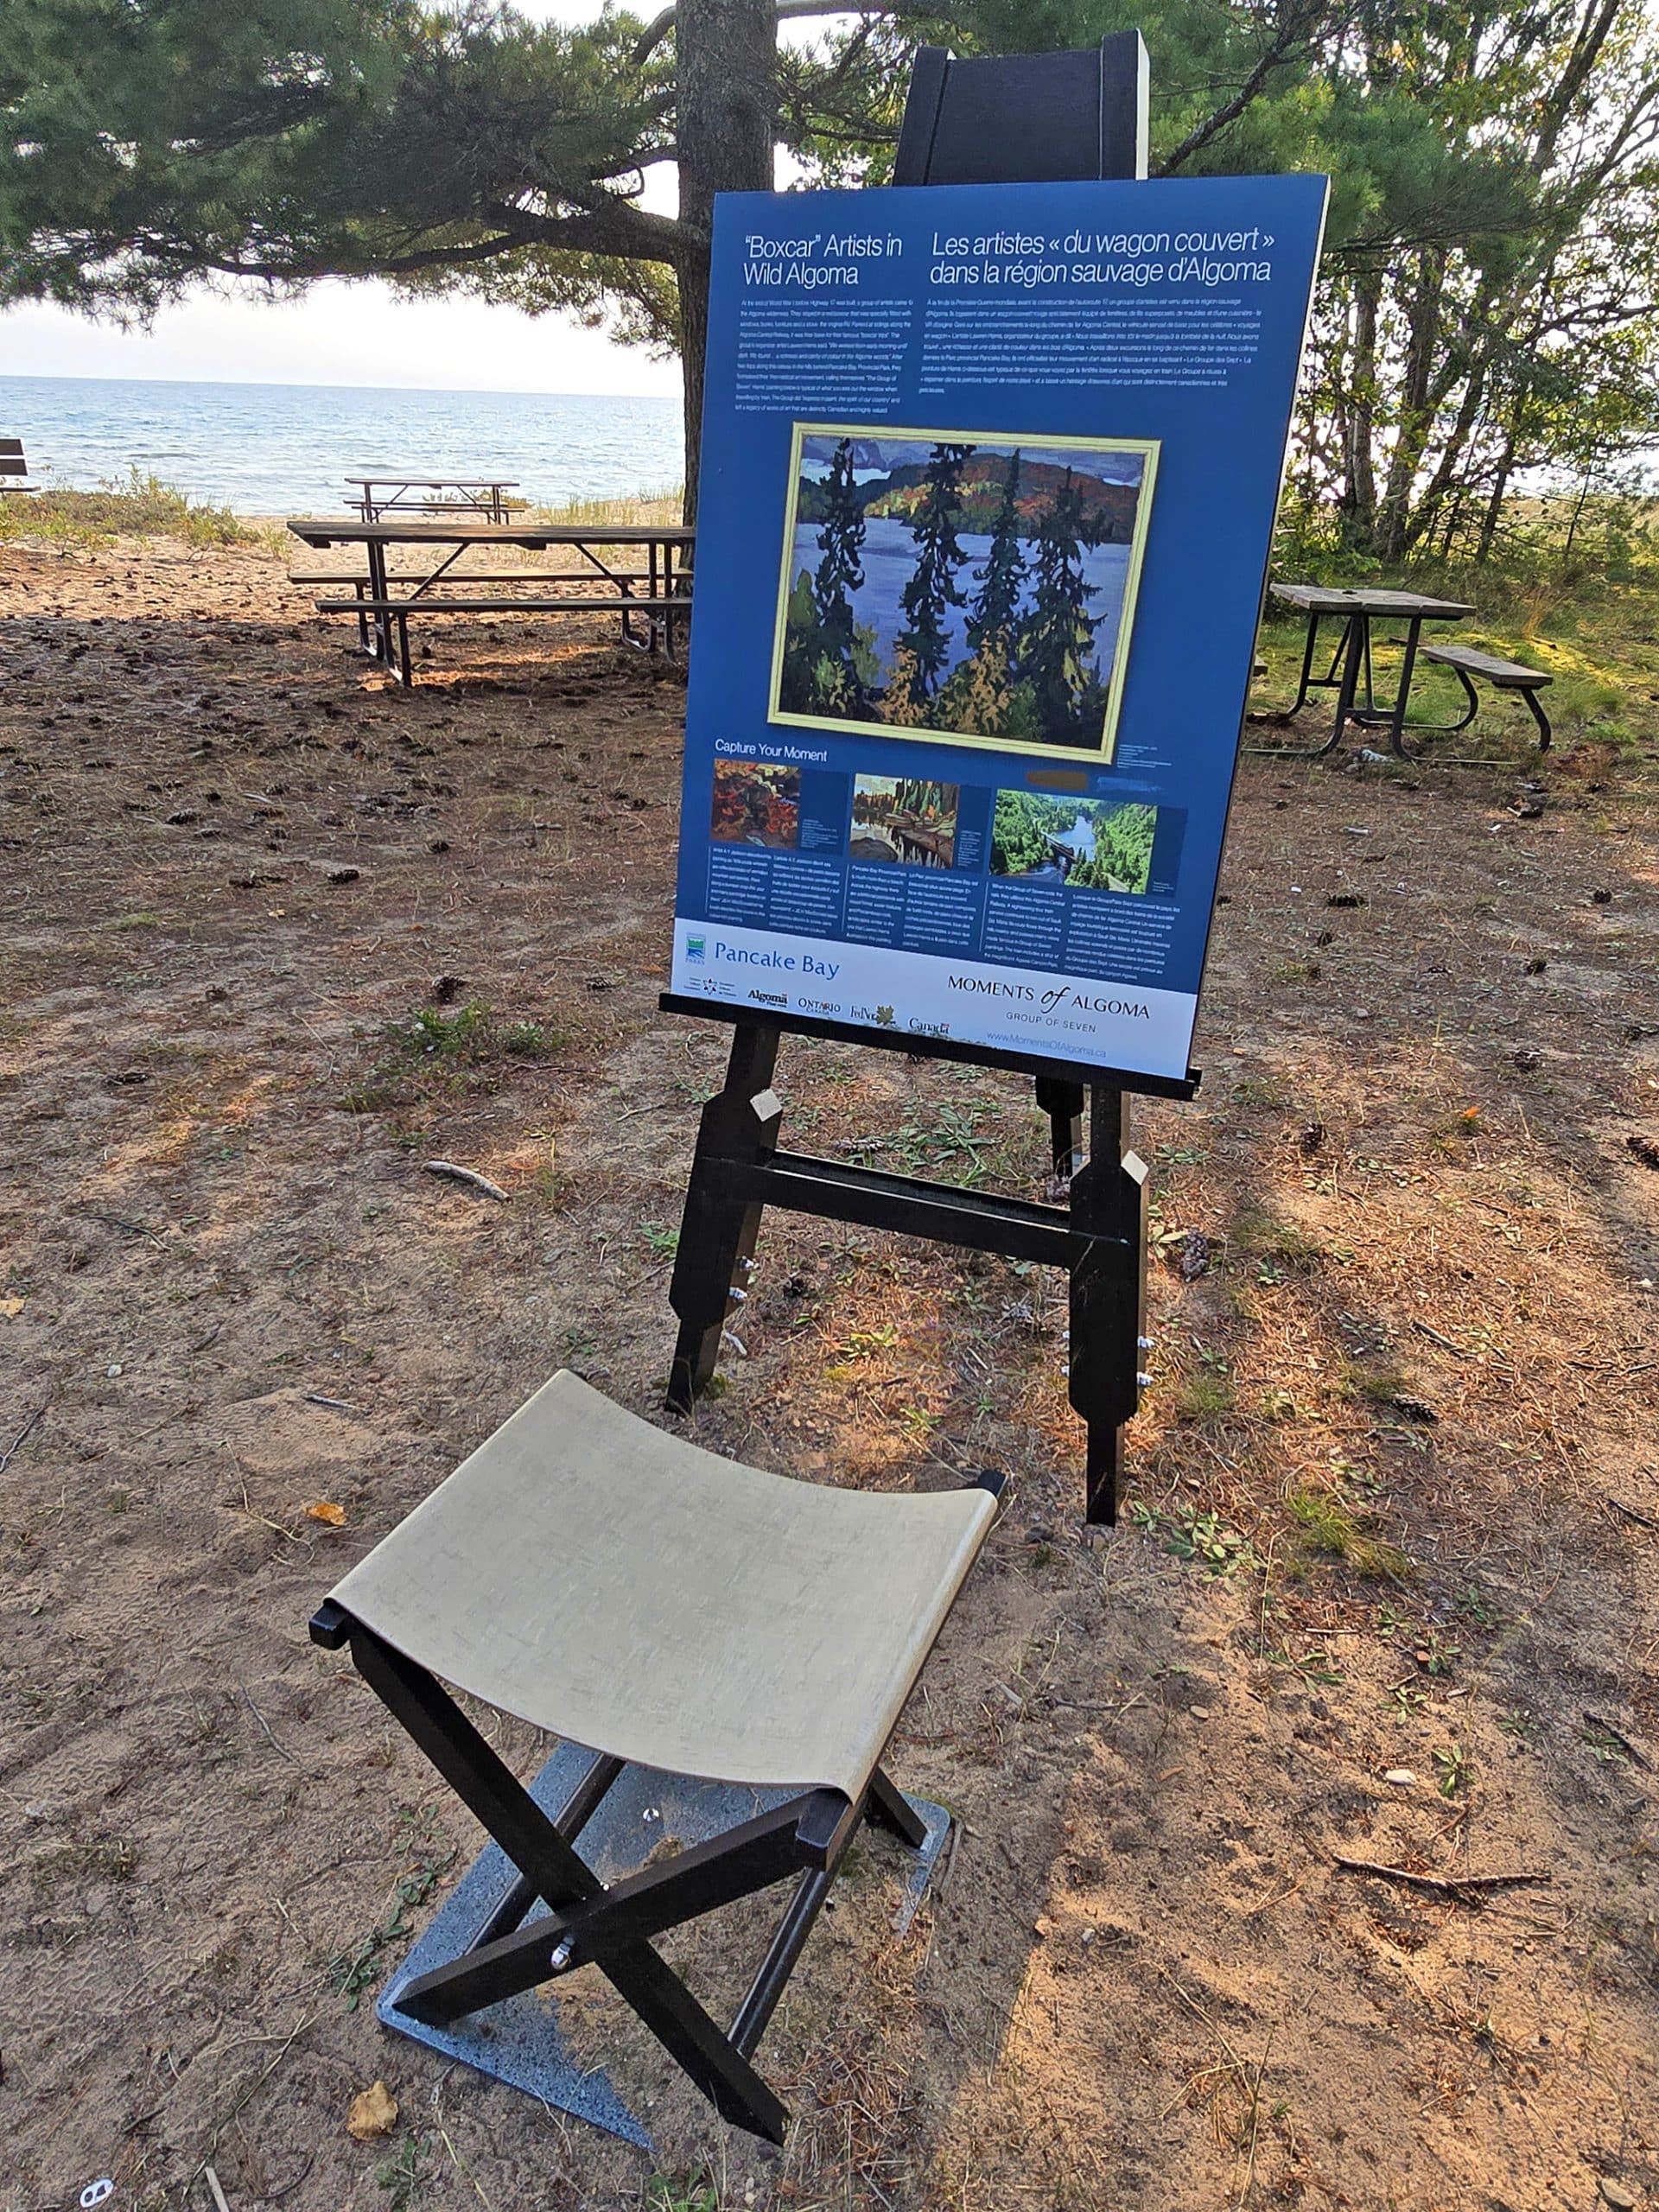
[663,32,1175,1524]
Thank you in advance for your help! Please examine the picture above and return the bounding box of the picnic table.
[346,475,521,523]
[1259,584,1476,758]
[287,517,695,685]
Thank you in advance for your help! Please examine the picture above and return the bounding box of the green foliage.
[966,448,1027,652]
[894,441,972,705]
[989,791,1155,892]
[327,1847,458,2009]
[810,436,868,703]
[340,1000,558,1112]
[1019,466,1105,745]
[0,469,255,548]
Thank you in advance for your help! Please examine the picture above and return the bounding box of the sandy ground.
[1,533,1657,2212]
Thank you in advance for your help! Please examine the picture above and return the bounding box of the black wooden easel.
[662,33,1196,1525]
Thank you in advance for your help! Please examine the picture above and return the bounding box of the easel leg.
[666,1021,783,1414]
[1067,1087,1150,1525]
[1033,1077,1086,1185]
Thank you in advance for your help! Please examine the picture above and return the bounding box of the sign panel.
[671,174,1328,1084]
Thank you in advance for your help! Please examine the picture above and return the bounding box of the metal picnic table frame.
[286,516,696,683]
[1252,583,1476,759]
[346,474,521,523]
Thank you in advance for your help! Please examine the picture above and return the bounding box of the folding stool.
[310,1370,1000,2140]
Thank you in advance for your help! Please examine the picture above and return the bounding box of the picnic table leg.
[1327,612,1368,753]
[1288,609,1324,714]
[1385,617,1425,758]
[367,538,392,670]
[1522,686,1553,751]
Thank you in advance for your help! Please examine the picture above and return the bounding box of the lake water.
[789,516,1132,678]
[0,374,683,514]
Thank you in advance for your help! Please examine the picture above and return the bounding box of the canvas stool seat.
[310,1369,999,2142]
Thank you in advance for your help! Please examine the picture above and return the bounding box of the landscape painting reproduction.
[991,791,1159,893]
[849,776,959,868]
[772,424,1158,760]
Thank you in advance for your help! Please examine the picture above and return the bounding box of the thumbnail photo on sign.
[711,760,800,849]
[849,776,959,868]
[990,791,1159,894]
[772,423,1158,760]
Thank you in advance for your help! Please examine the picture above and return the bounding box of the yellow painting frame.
[768,420,1160,765]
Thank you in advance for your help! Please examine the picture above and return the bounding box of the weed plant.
[0,467,257,548]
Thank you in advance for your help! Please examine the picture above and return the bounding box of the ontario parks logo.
[685,933,707,963]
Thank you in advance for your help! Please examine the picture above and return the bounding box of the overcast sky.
[0,0,752,397]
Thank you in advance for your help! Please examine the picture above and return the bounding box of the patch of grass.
[0,468,256,549]
[1230,1073,1290,1109]
[1128,1500,1254,1575]
[847,1102,993,1185]
[1283,1481,1411,1580]
[1173,1369,1237,1423]
[30,1835,139,1891]
[386,1003,495,1061]
[1434,1742,1473,1798]
[1339,1361,1409,1405]
[340,1001,560,1114]
[376,2135,427,2212]
[527,486,683,531]
[1232,1211,1325,1276]
[327,1847,458,2008]
[645,2174,719,2212]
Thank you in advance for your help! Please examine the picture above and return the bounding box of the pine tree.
[810,438,866,702]
[893,443,972,710]
[1019,469,1102,747]
[967,450,1026,653]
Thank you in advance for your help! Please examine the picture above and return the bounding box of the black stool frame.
[311,1592,963,2141]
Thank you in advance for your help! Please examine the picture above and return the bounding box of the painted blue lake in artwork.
[786,520,1134,683]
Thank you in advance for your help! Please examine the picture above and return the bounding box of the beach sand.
[2,530,1656,2209]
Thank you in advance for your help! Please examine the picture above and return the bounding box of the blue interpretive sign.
[670,172,1328,1085]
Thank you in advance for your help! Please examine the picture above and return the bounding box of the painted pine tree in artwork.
[893,443,972,709]
[810,437,866,704]
[966,450,1025,653]
[1020,468,1102,747]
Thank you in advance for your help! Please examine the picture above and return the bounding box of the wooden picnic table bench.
[1419,643,1553,750]
[346,475,521,523]
[287,517,695,684]
[1,438,36,493]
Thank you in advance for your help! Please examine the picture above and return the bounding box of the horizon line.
[0,368,681,404]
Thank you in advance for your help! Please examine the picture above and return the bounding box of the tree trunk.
[1338,272,1381,547]
[674,0,777,524]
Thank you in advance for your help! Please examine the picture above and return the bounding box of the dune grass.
[522,484,684,528]
[0,467,258,550]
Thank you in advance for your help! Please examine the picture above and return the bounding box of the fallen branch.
[1411,1319,1471,1356]
[0,1404,45,1475]
[422,1160,510,1203]
[1607,1495,1659,1533]
[1334,1856,1550,1899]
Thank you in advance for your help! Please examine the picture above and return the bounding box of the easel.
[662,33,1198,1525]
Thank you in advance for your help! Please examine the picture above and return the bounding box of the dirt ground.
[2,533,1656,2212]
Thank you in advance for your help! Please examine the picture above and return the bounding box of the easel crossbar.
[711,1148,1120,1267]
